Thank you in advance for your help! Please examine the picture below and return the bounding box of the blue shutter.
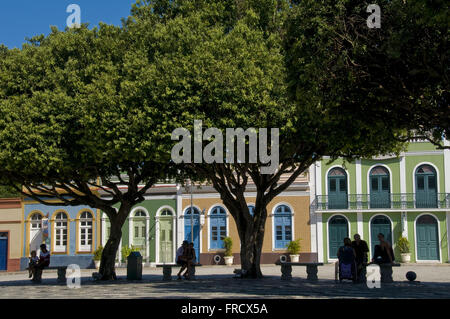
[210,207,226,249]
[0,237,7,271]
[274,205,292,249]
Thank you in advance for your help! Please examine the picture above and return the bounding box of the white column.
[145,216,150,263]
[356,159,362,210]
[357,212,364,238]
[316,161,322,196]
[402,212,408,238]
[176,185,184,248]
[442,140,449,262]
[309,164,317,253]
[317,213,323,263]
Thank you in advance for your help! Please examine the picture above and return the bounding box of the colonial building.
[309,140,450,263]
[20,196,101,269]
[0,197,22,272]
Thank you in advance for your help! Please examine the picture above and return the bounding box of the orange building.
[179,172,316,265]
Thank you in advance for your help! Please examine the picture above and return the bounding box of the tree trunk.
[233,204,268,279]
[99,203,131,280]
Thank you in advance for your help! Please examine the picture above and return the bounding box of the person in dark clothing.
[372,233,394,264]
[337,238,356,282]
[352,234,369,282]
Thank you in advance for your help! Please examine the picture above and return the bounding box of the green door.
[370,167,390,208]
[416,215,440,261]
[416,165,437,208]
[133,218,146,255]
[159,217,174,263]
[370,215,392,258]
[328,168,348,209]
[328,216,349,259]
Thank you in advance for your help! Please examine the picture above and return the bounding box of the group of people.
[176,240,197,280]
[28,244,51,281]
[337,233,394,283]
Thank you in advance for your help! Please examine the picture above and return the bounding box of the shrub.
[93,246,103,261]
[121,245,141,261]
[223,237,233,257]
[397,237,410,254]
[287,239,302,255]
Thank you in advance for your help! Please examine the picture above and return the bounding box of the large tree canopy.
[286,0,449,147]
[0,21,183,279]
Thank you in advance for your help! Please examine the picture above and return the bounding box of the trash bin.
[127,251,142,280]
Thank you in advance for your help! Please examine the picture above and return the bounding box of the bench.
[156,263,202,281]
[32,266,68,283]
[275,262,324,281]
[367,262,401,283]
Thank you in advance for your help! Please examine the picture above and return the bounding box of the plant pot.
[224,256,234,266]
[401,253,411,263]
[94,260,101,269]
[290,255,300,263]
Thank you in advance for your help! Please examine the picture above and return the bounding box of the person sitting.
[372,233,394,264]
[337,238,356,282]
[33,244,51,282]
[185,242,197,280]
[352,234,369,283]
[28,250,39,279]
[176,241,189,280]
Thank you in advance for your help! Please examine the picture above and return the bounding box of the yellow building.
[0,198,23,272]
[179,172,315,265]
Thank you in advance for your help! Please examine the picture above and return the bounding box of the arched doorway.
[416,215,440,261]
[274,205,293,249]
[370,166,390,208]
[328,215,349,259]
[328,168,348,209]
[415,165,437,208]
[158,209,175,263]
[209,206,227,250]
[184,207,201,260]
[370,215,392,258]
[131,209,148,259]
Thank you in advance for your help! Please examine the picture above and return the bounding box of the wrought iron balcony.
[314,193,450,211]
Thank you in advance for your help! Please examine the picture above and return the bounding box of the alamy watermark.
[66,4,81,29]
[366,264,381,289]
[171,120,279,174]
[66,264,81,289]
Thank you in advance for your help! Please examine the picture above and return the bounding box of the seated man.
[32,244,51,282]
[176,241,189,280]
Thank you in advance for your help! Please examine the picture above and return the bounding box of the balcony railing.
[314,193,450,211]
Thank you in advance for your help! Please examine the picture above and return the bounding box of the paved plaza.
[0,264,449,299]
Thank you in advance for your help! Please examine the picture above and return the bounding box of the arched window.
[210,206,227,249]
[184,207,201,259]
[54,212,68,252]
[132,210,147,250]
[29,213,43,254]
[30,213,42,231]
[328,168,348,209]
[415,165,437,208]
[160,209,173,216]
[79,211,93,252]
[274,205,292,249]
[370,166,390,208]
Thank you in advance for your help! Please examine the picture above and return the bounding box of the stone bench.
[156,263,202,281]
[275,262,324,281]
[367,262,401,283]
[31,266,68,283]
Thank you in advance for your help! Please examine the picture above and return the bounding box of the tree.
[129,0,406,278]
[0,23,182,280]
[285,0,449,148]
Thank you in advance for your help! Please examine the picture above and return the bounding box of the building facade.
[310,140,450,263]
[0,198,22,272]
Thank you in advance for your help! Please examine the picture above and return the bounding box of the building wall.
[181,193,313,265]
[0,198,22,271]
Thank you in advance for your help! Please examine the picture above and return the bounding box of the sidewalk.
[1,264,449,299]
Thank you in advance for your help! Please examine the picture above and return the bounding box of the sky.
[0,0,137,48]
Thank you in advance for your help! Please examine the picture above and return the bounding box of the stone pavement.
[0,264,449,299]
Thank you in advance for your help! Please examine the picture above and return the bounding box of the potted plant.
[93,246,103,269]
[397,236,411,263]
[223,237,234,266]
[287,239,302,263]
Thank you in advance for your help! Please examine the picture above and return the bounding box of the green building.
[309,139,450,263]
[100,183,181,265]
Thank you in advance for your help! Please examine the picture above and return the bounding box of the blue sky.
[0,1,137,48]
